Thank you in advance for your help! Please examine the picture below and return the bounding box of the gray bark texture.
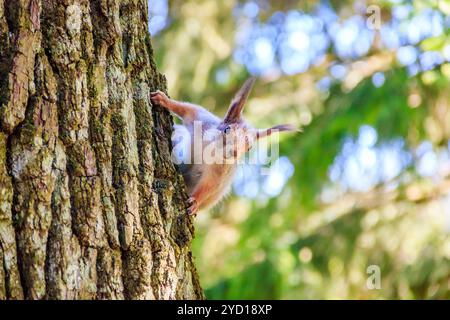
[0,0,203,299]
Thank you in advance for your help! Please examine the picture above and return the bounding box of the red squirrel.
[150,78,297,215]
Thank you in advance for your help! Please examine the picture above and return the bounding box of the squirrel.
[150,78,297,215]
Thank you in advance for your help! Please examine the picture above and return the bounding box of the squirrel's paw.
[187,197,199,216]
[150,90,168,107]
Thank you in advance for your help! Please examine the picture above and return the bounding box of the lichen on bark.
[0,0,203,300]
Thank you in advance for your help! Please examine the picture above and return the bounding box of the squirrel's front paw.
[187,197,199,216]
[150,90,168,107]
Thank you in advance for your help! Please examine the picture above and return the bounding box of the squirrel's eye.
[224,126,231,134]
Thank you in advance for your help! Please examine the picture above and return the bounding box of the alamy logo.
[366,265,381,290]
[171,121,280,170]
[366,5,381,30]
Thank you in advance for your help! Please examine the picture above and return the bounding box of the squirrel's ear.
[257,124,300,139]
[224,77,256,123]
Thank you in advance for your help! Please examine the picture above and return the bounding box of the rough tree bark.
[0,0,203,299]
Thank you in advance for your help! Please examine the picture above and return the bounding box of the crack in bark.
[5,129,25,298]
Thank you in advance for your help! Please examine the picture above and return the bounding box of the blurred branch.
[301,177,450,235]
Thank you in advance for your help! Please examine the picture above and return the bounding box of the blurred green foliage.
[152,0,450,299]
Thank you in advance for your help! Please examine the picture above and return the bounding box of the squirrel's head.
[215,77,298,160]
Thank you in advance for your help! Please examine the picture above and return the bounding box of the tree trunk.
[0,0,203,300]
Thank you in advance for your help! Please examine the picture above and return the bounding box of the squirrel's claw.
[187,197,199,216]
[150,90,168,106]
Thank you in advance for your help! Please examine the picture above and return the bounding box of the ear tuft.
[224,77,256,123]
[257,124,301,139]
[270,124,301,133]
